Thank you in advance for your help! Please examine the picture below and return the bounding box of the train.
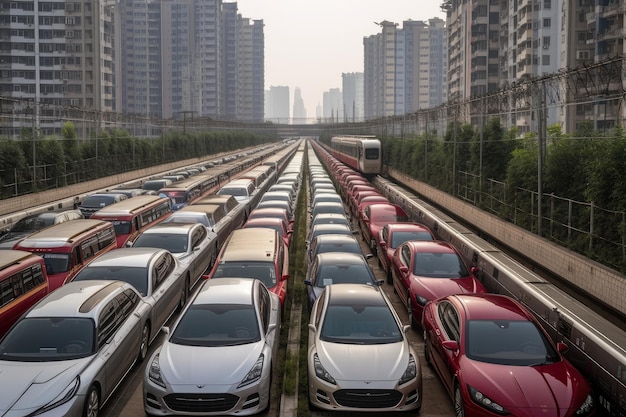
[373,175,626,417]
[329,135,383,177]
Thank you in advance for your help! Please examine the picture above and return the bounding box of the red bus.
[13,219,117,291]
[89,195,172,247]
[0,250,49,338]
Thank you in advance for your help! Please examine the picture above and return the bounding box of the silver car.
[0,280,151,417]
[307,283,423,413]
[70,247,194,341]
[144,277,281,416]
[130,222,218,280]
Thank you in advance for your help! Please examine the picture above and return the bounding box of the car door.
[392,244,411,303]
[151,253,181,329]
[191,226,212,283]
[430,301,461,396]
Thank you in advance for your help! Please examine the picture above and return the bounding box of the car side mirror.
[470,266,480,274]
[282,274,291,281]
[267,323,277,334]
[403,325,411,333]
[400,265,409,274]
[202,274,211,280]
[308,323,317,333]
[379,240,387,248]
[365,253,374,260]
[556,342,569,354]
[162,326,170,335]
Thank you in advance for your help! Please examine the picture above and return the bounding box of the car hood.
[317,340,408,381]
[159,341,264,385]
[0,358,89,413]
[462,358,589,412]
[413,276,482,300]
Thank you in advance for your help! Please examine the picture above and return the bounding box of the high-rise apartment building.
[364,18,447,119]
[342,72,364,122]
[323,88,343,122]
[1,0,115,136]
[235,17,264,122]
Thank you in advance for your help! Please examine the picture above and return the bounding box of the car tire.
[137,322,151,363]
[83,385,100,417]
[454,385,465,417]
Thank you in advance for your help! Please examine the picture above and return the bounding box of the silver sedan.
[0,280,152,417]
[144,277,281,416]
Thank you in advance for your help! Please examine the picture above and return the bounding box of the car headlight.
[148,353,166,388]
[468,385,508,415]
[398,354,417,385]
[313,353,336,384]
[34,376,80,415]
[238,354,264,388]
[575,394,594,415]
[415,294,428,306]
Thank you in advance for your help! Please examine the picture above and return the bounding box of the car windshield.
[218,187,248,197]
[412,252,469,278]
[39,253,70,274]
[110,220,132,235]
[320,304,402,344]
[315,263,374,287]
[371,213,408,224]
[162,191,186,205]
[312,217,349,227]
[391,231,434,248]
[133,233,189,254]
[82,196,116,207]
[165,214,212,227]
[0,317,95,361]
[10,216,54,233]
[466,320,559,366]
[212,262,276,288]
[171,304,260,347]
[73,266,149,296]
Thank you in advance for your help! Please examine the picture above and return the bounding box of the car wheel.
[137,322,151,363]
[178,276,189,311]
[454,385,465,417]
[83,385,100,417]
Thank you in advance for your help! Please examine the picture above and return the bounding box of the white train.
[329,135,383,177]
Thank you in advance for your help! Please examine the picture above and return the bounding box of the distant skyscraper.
[342,72,364,122]
[292,87,307,123]
[267,86,290,123]
[323,88,342,122]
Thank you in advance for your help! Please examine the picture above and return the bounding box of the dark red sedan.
[359,203,408,254]
[376,222,436,283]
[422,293,595,417]
[390,240,486,327]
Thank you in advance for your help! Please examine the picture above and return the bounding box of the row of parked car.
[308,140,596,417]
[0,142,307,417]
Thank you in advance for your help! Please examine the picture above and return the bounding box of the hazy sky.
[234,0,446,119]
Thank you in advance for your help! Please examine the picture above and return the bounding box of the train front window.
[365,148,379,160]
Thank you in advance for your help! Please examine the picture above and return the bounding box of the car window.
[320,304,402,344]
[170,304,260,347]
[73,266,149,297]
[0,317,95,361]
[438,301,460,342]
[98,298,121,345]
[400,245,411,266]
[213,262,276,288]
[316,263,374,287]
[153,253,176,289]
[412,252,468,278]
[259,284,270,331]
[135,233,188,254]
[391,231,434,248]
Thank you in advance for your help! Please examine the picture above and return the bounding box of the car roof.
[176,204,222,214]
[139,222,198,235]
[450,293,531,322]
[386,223,433,232]
[313,234,359,245]
[325,283,387,307]
[194,277,256,306]
[86,246,169,267]
[405,240,457,254]
[315,252,368,265]
[26,280,134,318]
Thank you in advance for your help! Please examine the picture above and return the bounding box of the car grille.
[333,389,402,408]
[163,393,239,412]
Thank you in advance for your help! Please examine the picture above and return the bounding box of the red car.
[356,195,390,222]
[422,293,595,417]
[376,222,436,283]
[243,217,292,247]
[390,240,486,327]
[359,203,408,254]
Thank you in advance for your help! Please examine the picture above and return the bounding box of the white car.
[144,277,281,416]
[307,283,422,413]
[130,222,218,280]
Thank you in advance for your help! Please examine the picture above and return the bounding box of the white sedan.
[144,277,281,416]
